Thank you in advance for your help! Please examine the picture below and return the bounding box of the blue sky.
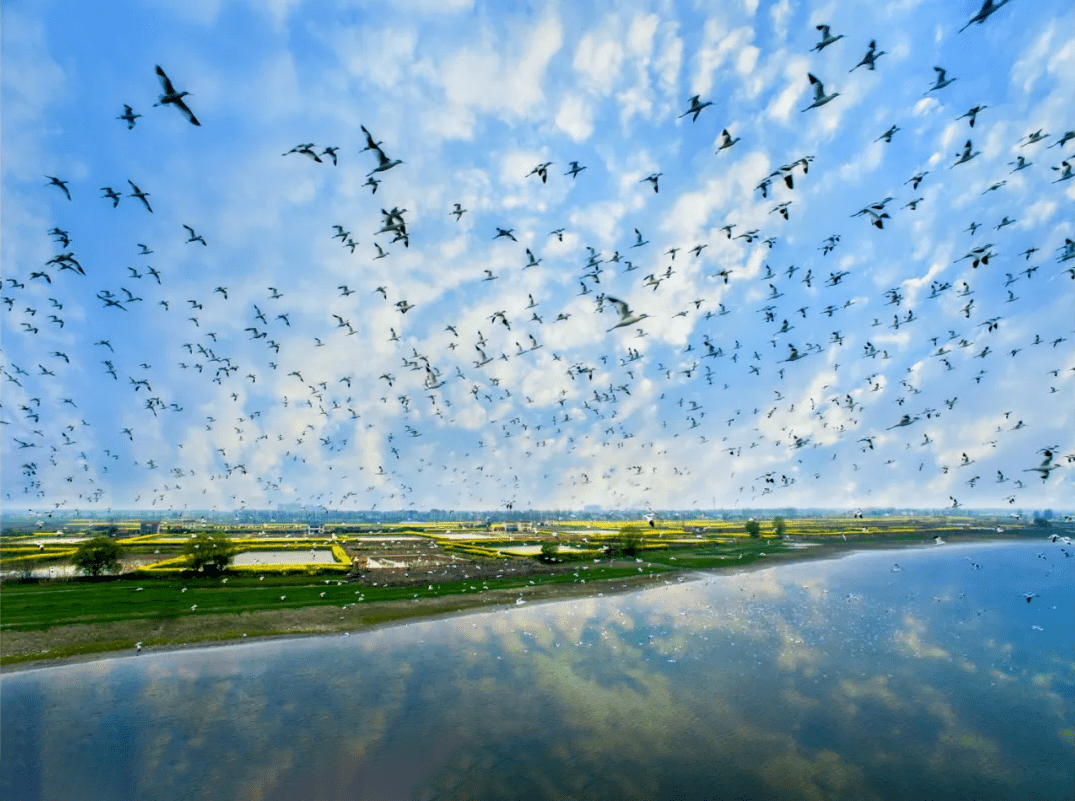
[2,0,1073,514]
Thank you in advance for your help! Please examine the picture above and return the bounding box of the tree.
[72,536,123,577]
[772,516,787,537]
[183,532,237,575]
[607,526,644,557]
[745,519,761,539]
[540,541,559,562]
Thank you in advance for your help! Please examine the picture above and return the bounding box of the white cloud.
[555,94,594,142]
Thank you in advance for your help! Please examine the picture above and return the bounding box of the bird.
[367,146,403,176]
[605,297,649,331]
[680,95,712,122]
[493,227,516,241]
[927,67,957,92]
[527,162,553,183]
[640,173,662,193]
[1025,450,1059,481]
[960,0,1012,34]
[283,143,322,162]
[359,125,382,152]
[811,24,844,52]
[715,129,740,153]
[45,176,71,200]
[183,225,207,245]
[127,180,152,211]
[952,140,980,167]
[100,187,121,207]
[957,105,987,128]
[117,105,142,129]
[564,161,587,178]
[802,74,839,111]
[154,65,200,125]
[850,40,885,72]
[876,125,899,143]
[1021,129,1049,147]
[451,203,466,221]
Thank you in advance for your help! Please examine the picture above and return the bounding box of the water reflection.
[3,540,1072,800]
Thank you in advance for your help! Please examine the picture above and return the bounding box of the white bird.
[716,129,740,153]
[811,24,844,52]
[927,67,957,92]
[605,296,649,331]
[802,74,839,111]
[952,140,980,167]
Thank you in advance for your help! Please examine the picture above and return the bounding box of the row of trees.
[745,517,786,538]
[70,532,237,577]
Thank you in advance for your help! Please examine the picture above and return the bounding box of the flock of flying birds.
[3,1,1074,515]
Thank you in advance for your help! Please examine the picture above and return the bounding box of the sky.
[2,0,1073,515]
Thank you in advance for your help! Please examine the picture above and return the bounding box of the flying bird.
[927,67,957,92]
[680,95,712,122]
[959,0,1012,34]
[952,140,980,167]
[811,24,844,52]
[183,225,207,245]
[565,161,587,178]
[957,105,987,127]
[117,104,142,129]
[716,129,740,153]
[802,74,839,111]
[127,180,152,212]
[154,65,200,125]
[45,176,71,200]
[850,40,885,72]
[605,296,650,331]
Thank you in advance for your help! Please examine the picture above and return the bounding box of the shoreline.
[0,534,1040,673]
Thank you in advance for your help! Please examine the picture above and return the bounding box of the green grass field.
[0,564,672,634]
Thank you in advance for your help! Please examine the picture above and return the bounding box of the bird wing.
[155,65,176,95]
[809,74,825,101]
[174,97,200,125]
[605,296,630,319]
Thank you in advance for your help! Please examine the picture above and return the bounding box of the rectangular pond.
[231,549,338,566]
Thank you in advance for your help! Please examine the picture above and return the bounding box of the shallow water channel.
[3,539,1072,800]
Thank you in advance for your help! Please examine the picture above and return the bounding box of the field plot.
[233,550,337,566]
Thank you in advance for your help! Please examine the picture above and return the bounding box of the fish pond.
[2,539,1072,800]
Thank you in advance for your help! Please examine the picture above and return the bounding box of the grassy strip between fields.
[0,562,685,667]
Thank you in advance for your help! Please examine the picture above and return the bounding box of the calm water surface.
[3,539,1072,800]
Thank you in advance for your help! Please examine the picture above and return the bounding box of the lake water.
[3,539,1072,800]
